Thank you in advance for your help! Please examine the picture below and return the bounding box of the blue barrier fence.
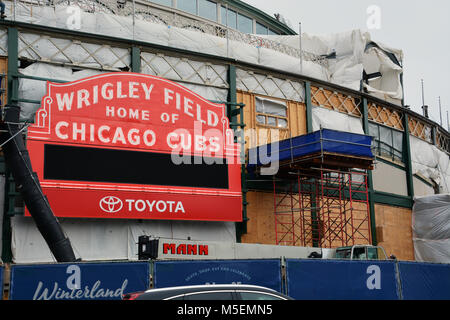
[3,259,450,300]
[9,261,149,300]
[398,261,450,300]
[286,259,399,300]
[153,259,282,292]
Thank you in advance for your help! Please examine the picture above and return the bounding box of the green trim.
[431,126,437,146]
[227,64,237,122]
[373,191,413,208]
[305,81,313,133]
[131,46,141,73]
[228,64,248,242]
[375,156,406,171]
[2,27,19,262]
[361,98,377,245]
[402,114,415,199]
[7,27,18,105]
[413,174,434,188]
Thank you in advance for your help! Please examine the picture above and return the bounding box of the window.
[268,29,279,35]
[335,248,351,259]
[150,0,172,6]
[367,247,378,260]
[353,247,367,260]
[256,22,268,35]
[237,13,253,33]
[238,291,285,300]
[255,97,288,128]
[198,0,217,21]
[177,0,197,15]
[183,291,234,300]
[368,122,403,162]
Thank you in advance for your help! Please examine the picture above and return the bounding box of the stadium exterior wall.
[0,16,448,263]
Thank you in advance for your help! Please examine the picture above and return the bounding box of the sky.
[244,0,450,129]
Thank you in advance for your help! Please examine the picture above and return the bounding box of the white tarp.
[312,106,364,134]
[264,29,403,104]
[18,62,228,121]
[410,136,450,193]
[11,216,236,263]
[412,194,450,263]
[6,1,401,102]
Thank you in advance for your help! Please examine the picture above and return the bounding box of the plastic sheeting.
[7,1,402,104]
[265,30,403,104]
[410,136,450,193]
[18,62,227,121]
[11,216,236,263]
[312,106,365,134]
[412,194,450,263]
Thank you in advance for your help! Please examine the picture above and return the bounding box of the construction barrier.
[153,259,282,292]
[398,261,450,300]
[3,259,450,299]
[9,261,149,300]
[285,259,400,300]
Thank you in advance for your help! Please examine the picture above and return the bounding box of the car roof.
[134,284,282,299]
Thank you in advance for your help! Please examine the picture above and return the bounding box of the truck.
[137,236,391,261]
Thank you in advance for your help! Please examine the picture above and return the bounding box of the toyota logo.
[99,196,123,213]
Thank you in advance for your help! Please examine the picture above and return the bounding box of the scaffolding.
[273,167,371,248]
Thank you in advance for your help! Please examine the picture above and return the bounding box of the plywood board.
[374,204,414,261]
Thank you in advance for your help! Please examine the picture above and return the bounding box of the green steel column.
[362,98,377,245]
[431,126,437,146]
[305,81,313,133]
[402,113,415,200]
[131,46,141,73]
[2,27,19,262]
[305,81,318,246]
[7,27,19,105]
[228,64,247,242]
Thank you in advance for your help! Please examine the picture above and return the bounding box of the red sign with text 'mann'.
[27,72,242,221]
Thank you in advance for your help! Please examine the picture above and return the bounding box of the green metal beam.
[2,27,20,262]
[228,64,248,242]
[361,98,377,245]
[402,113,415,199]
[373,191,413,208]
[131,46,141,73]
[7,27,18,105]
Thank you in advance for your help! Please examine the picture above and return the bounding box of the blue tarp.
[9,261,149,300]
[286,259,399,300]
[248,129,374,169]
[154,259,282,292]
[398,261,450,300]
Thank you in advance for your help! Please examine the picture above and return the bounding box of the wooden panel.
[408,116,432,143]
[311,86,361,117]
[368,102,404,131]
[374,204,414,261]
[237,90,306,152]
[241,191,276,245]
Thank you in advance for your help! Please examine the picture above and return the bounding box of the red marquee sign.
[27,72,242,221]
